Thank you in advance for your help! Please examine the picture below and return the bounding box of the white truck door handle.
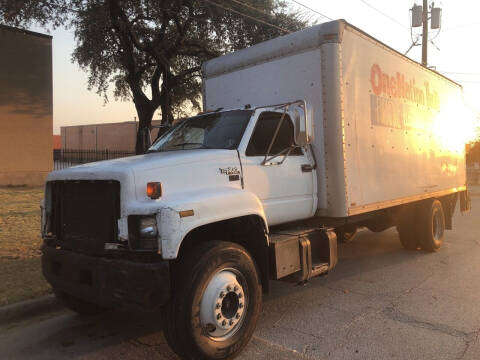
[301,164,313,172]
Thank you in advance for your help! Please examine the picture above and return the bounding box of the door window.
[246,112,302,156]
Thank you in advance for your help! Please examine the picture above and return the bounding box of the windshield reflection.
[149,110,253,152]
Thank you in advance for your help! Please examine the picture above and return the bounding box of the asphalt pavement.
[2,191,480,360]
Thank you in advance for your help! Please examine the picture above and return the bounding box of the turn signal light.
[146,182,162,199]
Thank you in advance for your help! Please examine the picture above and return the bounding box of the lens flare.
[431,96,478,154]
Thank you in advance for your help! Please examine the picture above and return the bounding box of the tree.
[0,0,307,153]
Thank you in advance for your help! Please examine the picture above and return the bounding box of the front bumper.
[42,246,170,311]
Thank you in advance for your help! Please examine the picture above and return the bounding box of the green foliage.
[0,0,307,153]
[0,0,68,28]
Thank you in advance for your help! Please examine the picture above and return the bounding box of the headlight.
[128,215,159,251]
[139,217,158,238]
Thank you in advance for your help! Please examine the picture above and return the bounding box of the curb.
[0,295,63,324]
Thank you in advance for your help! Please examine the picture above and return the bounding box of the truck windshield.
[149,110,253,152]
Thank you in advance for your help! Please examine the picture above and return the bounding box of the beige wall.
[61,120,162,152]
[0,27,52,186]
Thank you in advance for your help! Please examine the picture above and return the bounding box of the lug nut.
[239,302,243,308]
[217,313,221,320]
[238,293,243,299]
[234,285,238,292]
[222,320,226,326]
[227,285,231,291]
[215,303,221,309]
[236,313,240,319]
[219,291,225,298]
[229,320,233,325]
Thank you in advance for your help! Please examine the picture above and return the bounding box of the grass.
[0,188,51,306]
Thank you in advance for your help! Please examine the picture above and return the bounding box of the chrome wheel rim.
[433,209,444,241]
[199,268,248,341]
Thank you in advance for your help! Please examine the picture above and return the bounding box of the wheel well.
[176,215,270,293]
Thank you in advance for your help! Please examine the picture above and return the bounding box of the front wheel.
[163,241,262,359]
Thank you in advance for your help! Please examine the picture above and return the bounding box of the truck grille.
[49,180,120,254]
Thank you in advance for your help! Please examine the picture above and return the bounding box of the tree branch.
[151,66,162,105]
[170,65,201,87]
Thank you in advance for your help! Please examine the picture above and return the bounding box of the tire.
[53,289,107,315]
[163,241,262,359]
[417,199,445,252]
[397,222,420,250]
[397,204,421,250]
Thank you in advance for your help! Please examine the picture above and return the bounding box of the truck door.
[239,109,316,225]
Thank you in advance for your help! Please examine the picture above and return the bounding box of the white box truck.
[41,20,470,359]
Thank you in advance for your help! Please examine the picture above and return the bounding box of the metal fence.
[54,149,136,170]
[468,168,480,185]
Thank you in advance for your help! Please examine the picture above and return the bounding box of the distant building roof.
[60,120,162,130]
[0,24,52,39]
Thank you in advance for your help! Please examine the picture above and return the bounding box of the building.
[0,26,52,186]
[53,135,61,151]
[61,120,163,152]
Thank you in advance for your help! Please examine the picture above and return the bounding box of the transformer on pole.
[410,1,442,67]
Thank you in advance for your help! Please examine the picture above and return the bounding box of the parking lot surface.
[1,193,480,360]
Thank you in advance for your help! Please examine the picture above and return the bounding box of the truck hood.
[47,149,242,207]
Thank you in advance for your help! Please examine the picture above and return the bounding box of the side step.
[269,227,337,282]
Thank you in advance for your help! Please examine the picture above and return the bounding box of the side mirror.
[290,102,310,146]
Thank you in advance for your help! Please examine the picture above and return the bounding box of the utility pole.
[421,0,428,66]
[412,1,441,66]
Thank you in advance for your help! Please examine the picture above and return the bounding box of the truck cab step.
[269,228,337,282]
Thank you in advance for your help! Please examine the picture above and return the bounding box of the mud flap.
[460,190,471,213]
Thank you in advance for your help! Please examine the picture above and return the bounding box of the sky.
[30,0,480,134]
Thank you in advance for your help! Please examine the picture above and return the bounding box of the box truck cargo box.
[203,20,467,219]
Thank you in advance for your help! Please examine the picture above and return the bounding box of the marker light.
[146,182,162,199]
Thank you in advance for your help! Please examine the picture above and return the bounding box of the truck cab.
[41,101,336,359]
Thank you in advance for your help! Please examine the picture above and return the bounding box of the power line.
[440,71,480,76]
[228,0,302,30]
[443,22,480,32]
[288,0,332,21]
[228,0,276,19]
[203,0,290,33]
[358,0,408,30]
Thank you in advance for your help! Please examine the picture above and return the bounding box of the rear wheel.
[397,204,421,250]
[397,221,420,250]
[163,241,262,359]
[397,199,445,252]
[418,199,445,252]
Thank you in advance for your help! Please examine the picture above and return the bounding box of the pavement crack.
[252,335,316,359]
[457,328,480,360]
[275,324,325,341]
[383,306,470,339]
[129,338,162,348]
[400,270,435,298]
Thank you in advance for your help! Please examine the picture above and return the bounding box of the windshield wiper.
[170,142,213,149]
[147,142,214,153]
